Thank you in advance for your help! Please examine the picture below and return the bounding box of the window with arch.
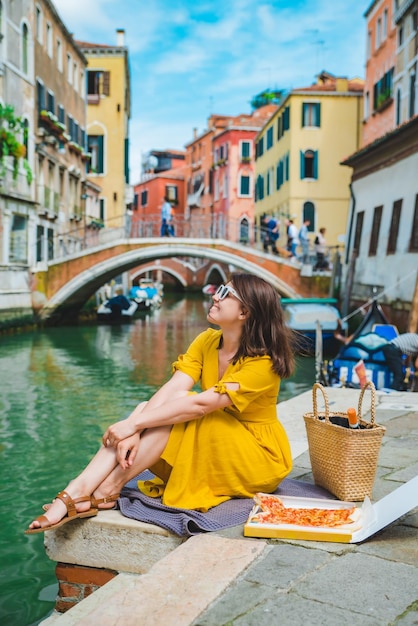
[56,38,63,72]
[35,5,43,43]
[239,216,250,244]
[303,201,315,231]
[22,23,29,74]
[46,22,53,57]
[300,149,318,179]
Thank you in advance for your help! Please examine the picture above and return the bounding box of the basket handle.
[357,380,376,424]
[312,382,330,421]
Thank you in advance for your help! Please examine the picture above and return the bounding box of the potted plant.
[0,104,32,184]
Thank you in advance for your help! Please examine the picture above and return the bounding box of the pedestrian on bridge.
[26,273,298,533]
[298,219,311,263]
[262,215,280,255]
[161,197,175,237]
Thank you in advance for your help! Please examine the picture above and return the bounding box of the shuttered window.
[387,199,402,254]
[369,205,382,256]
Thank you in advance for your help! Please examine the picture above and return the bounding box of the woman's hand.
[102,419,137,448]
[115,433,140,470]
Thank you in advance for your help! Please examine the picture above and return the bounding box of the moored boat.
[129,280,163,311]
[281,298,347,355]
[325,300,401,389]
[97,295,138,322]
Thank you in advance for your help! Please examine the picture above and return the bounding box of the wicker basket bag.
[303,381,386,501]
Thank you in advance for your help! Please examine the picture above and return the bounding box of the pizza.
[251,493,357,528]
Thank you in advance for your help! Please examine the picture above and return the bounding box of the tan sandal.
[42,493,119,512]
[25,491,98,534]
[90,493,120,509]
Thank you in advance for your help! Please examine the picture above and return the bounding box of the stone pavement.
[41,387,418,626]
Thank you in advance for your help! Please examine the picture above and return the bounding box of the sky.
[53,0,369,184]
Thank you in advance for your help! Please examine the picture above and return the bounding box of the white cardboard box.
[244,475,418,543]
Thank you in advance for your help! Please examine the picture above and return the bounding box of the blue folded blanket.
[118,472,334,537]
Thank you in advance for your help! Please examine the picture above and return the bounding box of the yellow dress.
[143,328,292,511]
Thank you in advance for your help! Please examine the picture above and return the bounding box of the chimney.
[116,29,125,46]
[193,127,198,139]
[336,78,349,92]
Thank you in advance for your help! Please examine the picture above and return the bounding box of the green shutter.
[313,150,318,179]
[316,103,321,127]
[98,135,104,173]
[300,150,305,179]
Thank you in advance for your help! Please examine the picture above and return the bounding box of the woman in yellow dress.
[26,273,297,532]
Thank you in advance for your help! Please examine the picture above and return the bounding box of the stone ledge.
[44,509,184,574]
[41,534,267,626]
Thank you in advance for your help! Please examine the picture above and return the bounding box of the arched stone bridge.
[34,237,330,323]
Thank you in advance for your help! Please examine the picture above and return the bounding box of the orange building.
[183,116,230,238]
[363,0,397,146]
[132,150,186,237]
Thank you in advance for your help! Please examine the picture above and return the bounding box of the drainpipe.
[342,182,356,318]
[345,182,355,266]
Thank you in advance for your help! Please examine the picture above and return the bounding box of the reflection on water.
[0,293,315,626]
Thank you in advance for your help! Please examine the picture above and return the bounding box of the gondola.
[325,300,399,389]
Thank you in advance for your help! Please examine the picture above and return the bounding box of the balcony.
[87,94,100,105]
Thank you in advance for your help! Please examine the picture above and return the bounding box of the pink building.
[184,106,277,242]
[363,0,397,146]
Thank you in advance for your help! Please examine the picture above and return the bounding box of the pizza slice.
[251,494,358,528]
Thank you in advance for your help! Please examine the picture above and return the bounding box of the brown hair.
[226,272,297,378]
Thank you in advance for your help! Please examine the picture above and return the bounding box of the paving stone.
[242,543,331,588]
[377,441,418,469]
[394,604,418,626]
[356,524,418,567]
[229,594,384,626]
[387,463,418,482]
[191,579,276,626]
[294,552,418,622]
[384,414,418,437]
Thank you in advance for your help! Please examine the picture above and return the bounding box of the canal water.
[0,293,316,626]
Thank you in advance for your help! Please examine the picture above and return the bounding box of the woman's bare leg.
[28,425,171,530]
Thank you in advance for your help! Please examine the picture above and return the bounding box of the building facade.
[393,0,418,125]
[131,149,186,237]
[341,1,418,328]
[0,0,36,322]
[342,116,418,329]
[254,72,364,251]
[34,0,92,268]
[363,0,397,145]
[211,106,277,244]
[78,30,132,232]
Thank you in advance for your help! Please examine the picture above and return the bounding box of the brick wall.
[54,562,118,613]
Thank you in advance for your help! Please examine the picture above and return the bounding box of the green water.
[0,294,315,626]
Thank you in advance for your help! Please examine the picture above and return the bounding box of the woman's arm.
[135,370,195,412]
[103,379,238,447]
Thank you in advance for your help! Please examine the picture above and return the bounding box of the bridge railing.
[38,213,343,275]
[46,213,260,263]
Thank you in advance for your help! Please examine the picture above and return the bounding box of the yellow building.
[255,72,364,250]
[78,30,132,230]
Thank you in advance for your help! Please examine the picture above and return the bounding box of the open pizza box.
[244,475,418,544]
